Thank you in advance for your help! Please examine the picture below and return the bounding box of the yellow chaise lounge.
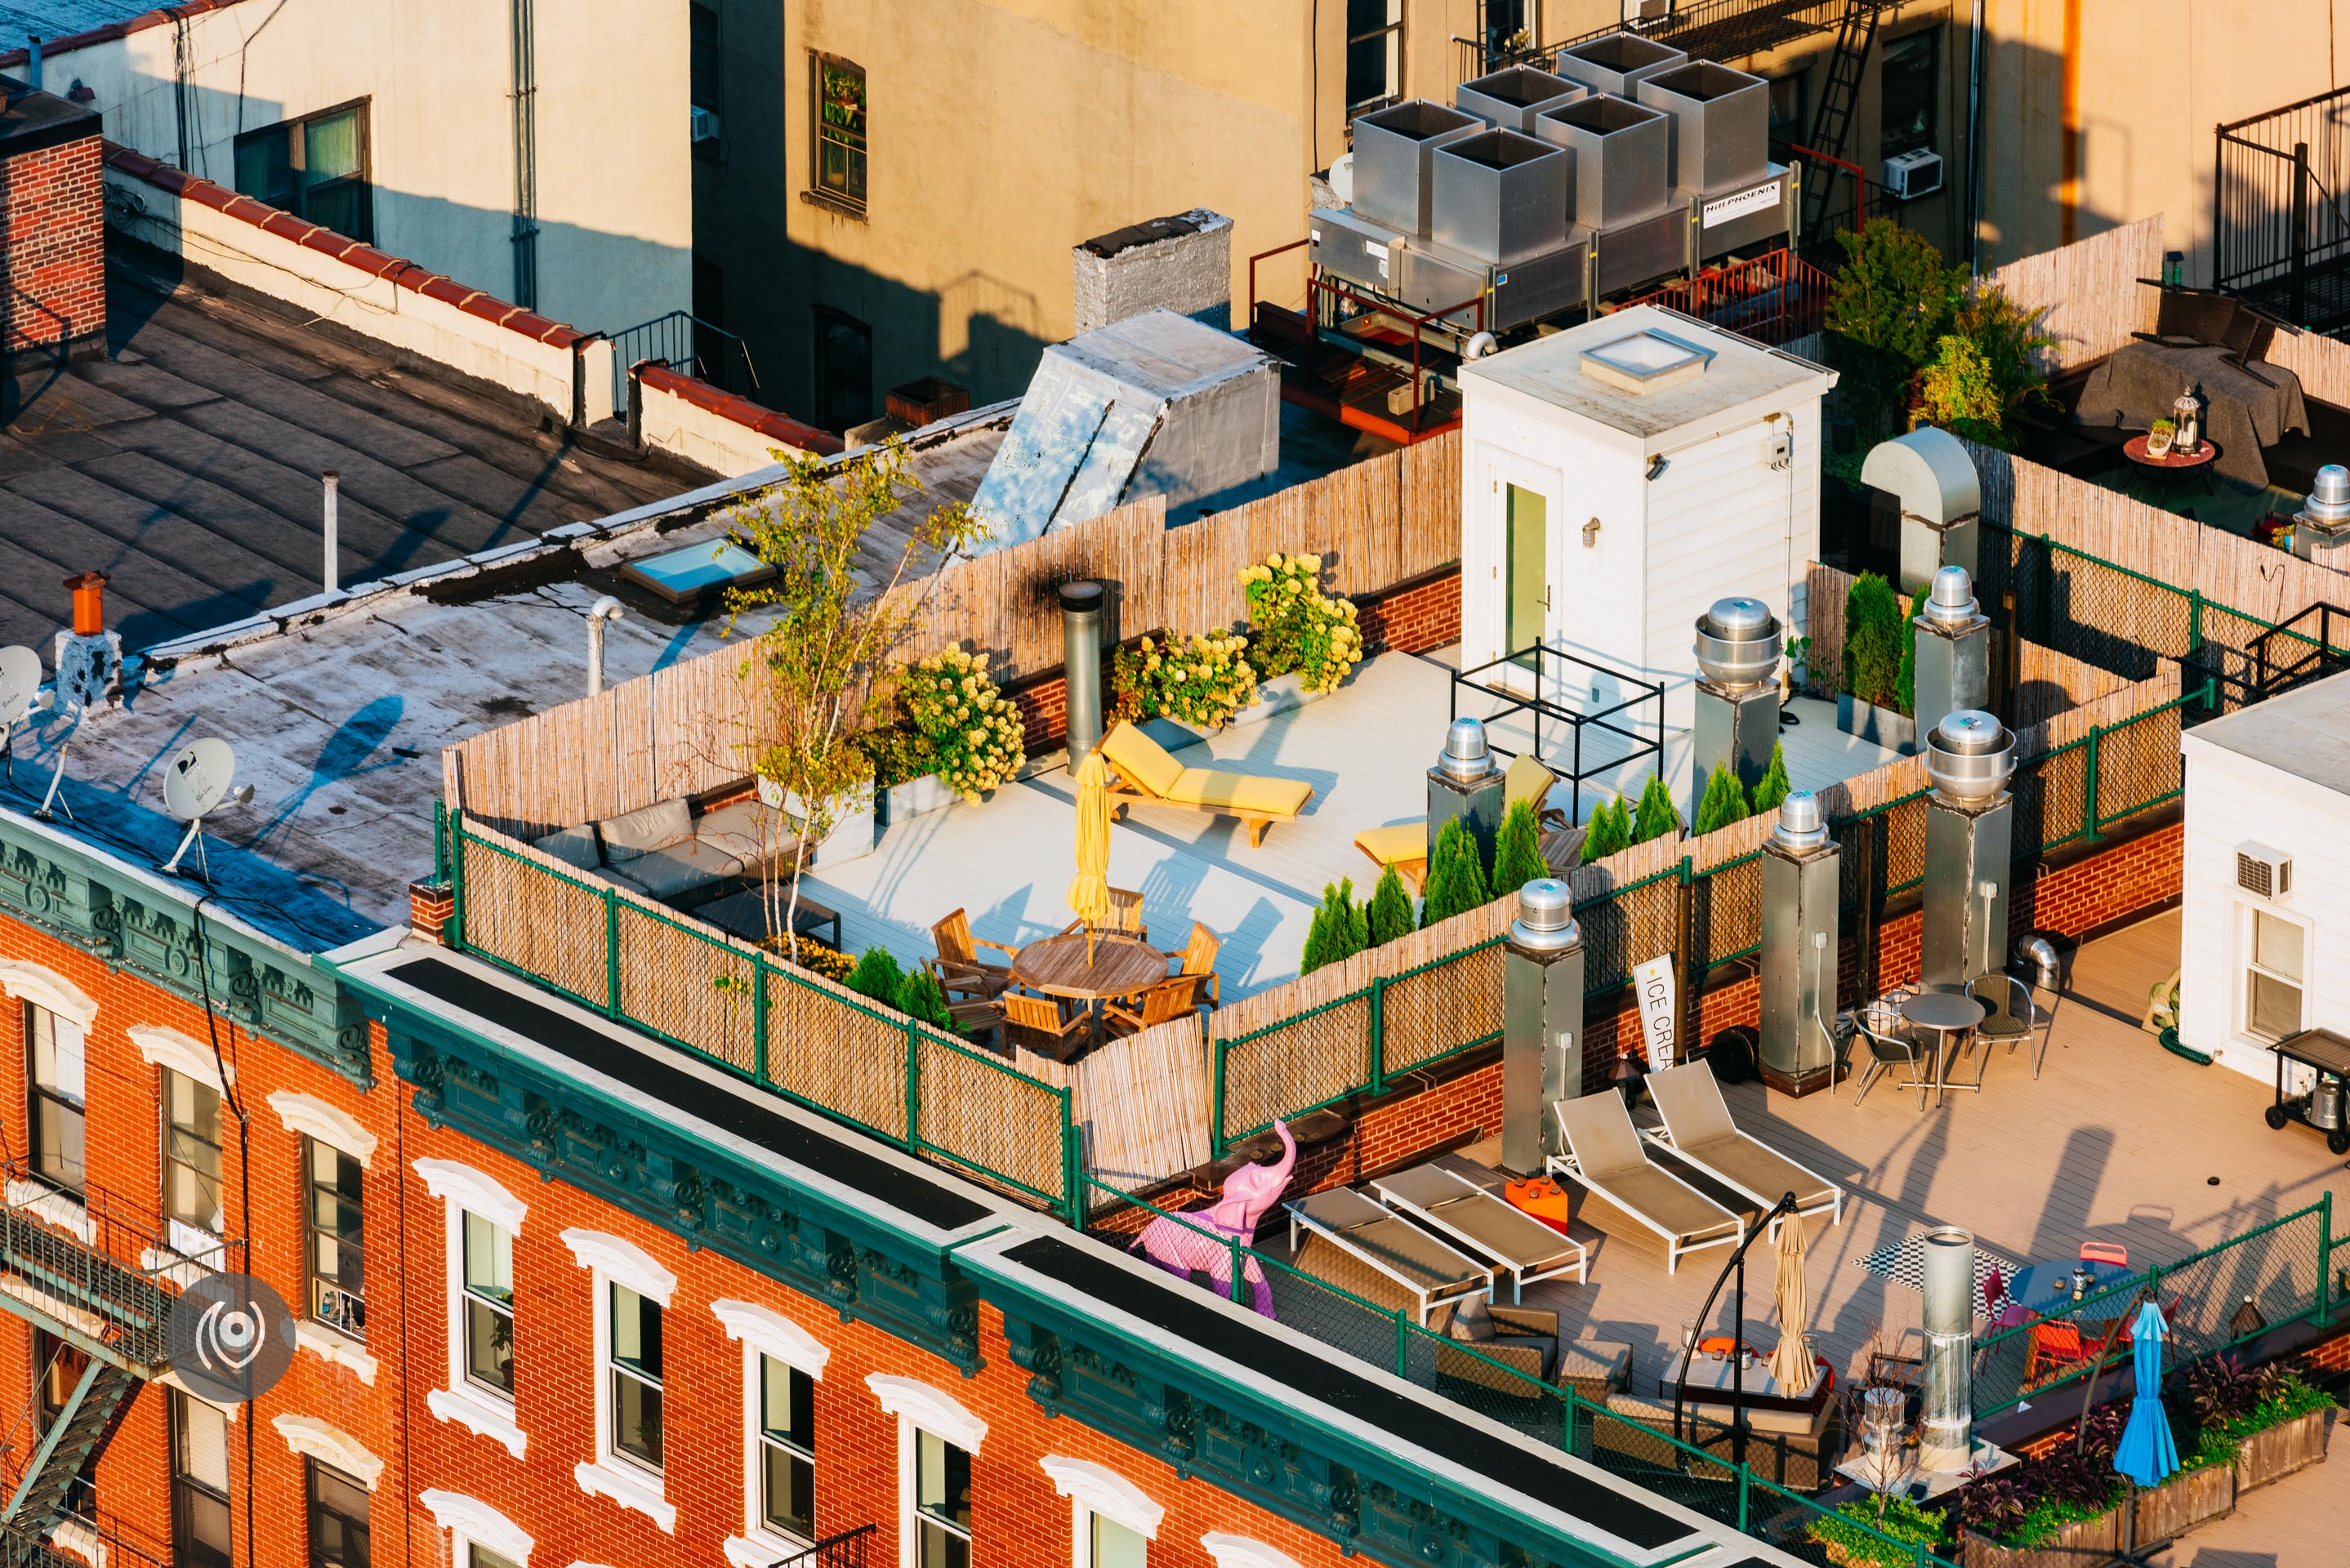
[1098,723,1314,848]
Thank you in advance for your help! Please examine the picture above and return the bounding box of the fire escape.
[0,1175,205,1565]
[2214,84,2350,334]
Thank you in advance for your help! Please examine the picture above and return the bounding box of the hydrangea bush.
[1111,630,1257,730]
[1239,553,1362,694]
[890,644,1025,801]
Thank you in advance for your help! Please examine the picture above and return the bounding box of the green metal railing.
[439,808,1084,1218]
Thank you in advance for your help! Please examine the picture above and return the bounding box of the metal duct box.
[1487,234,1590,331]
[1431,129,1570,267]
[1456,66,1587,134]
[1552,31,1687,97]
[1695,166,1790,261]
[1594,203,1689,296]
[1394,238,1491,318]
[1309,206,1407,292]
[1536,94,1670,230]
[1352,99,1486,235]
[1637,62,1769,194]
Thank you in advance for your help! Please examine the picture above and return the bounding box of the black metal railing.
[605,310,760,417]
[1450,645,1668,828]
[2214,83,2350,332]
[769,1524,875,1567]
[1456,0,1845,81]
[2246,602,2350,698]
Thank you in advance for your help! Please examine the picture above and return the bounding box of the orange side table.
[1504,1175,1574,1235]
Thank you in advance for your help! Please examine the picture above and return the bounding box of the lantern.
[2174,386,2203,456]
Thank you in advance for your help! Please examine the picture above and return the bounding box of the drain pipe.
[586,596,624,696]
[1059,581,1105,767]
[1502,878,1585,1175]
[1920,1227,1978,1472]
[322,471,341,595]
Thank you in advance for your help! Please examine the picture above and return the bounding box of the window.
[462,1211,515,1398]
[172,1392,233,1568]
[1041,1455,1164,1568]
[2245,907,2306,1042]
[1344,0,1402,114]
[690,2,723,154]
[1767,70,1809,150]
[234,101,372,239]
[1878,29,1939,158]
[1089,1517,1147,1568]
[811,56,867,206]
[1481,0,1532,60]
[608,1283,664,1472]
[914,1428,971,1568]
[163,1067,224,1236]
[26,1002,85,1196]
[813,307,872,434]
[758,1355,815,1540]
[306,1461,370,1568]
[470,1549,520,1568]
[305,1138,365,1340]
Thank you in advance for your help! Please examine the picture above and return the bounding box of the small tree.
[1491,799,1550,895]
[846,946,906,1005]
[1581,795,1630,864]
[1366,865,1416,947]
[1825,218,1961,439]
[1693,764,1750,836]
[1631,774,1681,844]
[1844,572,1903,708]
[1751,741,1793,815]
[1894,614,1918,718]
[1420,818,1492,928]
[894,968,955,1031]
[1302,878,1368,973]
[726,437,991,959]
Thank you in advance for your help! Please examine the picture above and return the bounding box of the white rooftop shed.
[1456,305,1835,806]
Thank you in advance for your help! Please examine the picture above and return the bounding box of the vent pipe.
[1860,428,1982,596]
[1921,710,2015,991]
[27,36,41,93]
[1059,581,1106,767]
[2292,465,2350,561]
[1919,1227,1977,1472]
[1429,716,1505,874]
[1759,791,1839,1096]
[586,596,624,696]
[323,470,341,595]
[1911,565,1989,732]
[1691,595,1781,815]
[1502,877,1585,1174]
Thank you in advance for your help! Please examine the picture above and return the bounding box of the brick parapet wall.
[2,130,103,354]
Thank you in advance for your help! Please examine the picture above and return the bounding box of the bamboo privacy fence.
[1011,1013,1212,1205]
[1979,217,2163,373]
[446,433,1465,840]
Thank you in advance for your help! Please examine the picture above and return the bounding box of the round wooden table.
[1011,932,1171,1045]
[2123,433,2220,493]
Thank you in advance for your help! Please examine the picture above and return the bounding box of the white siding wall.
[60,0,689,336]
[2178,739,2350,1087]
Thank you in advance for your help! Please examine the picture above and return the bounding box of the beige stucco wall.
[51,0,690,335]
[1973,0,2350,278]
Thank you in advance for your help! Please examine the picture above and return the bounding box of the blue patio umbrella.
[2112,1300,2179,1487]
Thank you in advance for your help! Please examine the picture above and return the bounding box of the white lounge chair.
[1369,1163,1586,1303]
[1286,1186,1493,1323]
[1546,1094,1746,1274]
[1640,1061,1844,1235]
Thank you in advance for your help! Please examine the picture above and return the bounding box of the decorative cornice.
[269,1090,377,1166]
[867,1374,988,1451]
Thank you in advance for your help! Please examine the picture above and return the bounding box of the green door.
[1505,483,1548,666]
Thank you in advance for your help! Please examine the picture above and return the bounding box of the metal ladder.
[0,1355,139,1560]
[1799,0,1893,235]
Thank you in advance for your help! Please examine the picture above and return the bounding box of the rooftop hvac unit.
[1624,0,1674,23]
[2236,843,2294,901]
[690,105,721,144]
[1883,147,1943,201]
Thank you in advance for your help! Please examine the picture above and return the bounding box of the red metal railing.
[1246,238,1483,443]
[1619,247,1834,346]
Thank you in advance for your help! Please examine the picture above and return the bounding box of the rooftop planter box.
[1960,1499,2125,1568]
[1837,692,1916,752]
[2131,1459,2236,1551]
[2233,1403,2330,1493]
[874,773,960,831]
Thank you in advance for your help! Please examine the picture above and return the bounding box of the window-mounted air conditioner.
[1624,0,1675,24]
[690,105,722,145]
[2236,841,2294,901]
[1883,148,1943,201]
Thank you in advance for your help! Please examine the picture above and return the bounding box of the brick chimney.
[0,78,104,365]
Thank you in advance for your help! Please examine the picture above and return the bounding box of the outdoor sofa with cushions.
[533,793,789,903]
[1099,723,1314,848]
[1422,1298,1632,1403]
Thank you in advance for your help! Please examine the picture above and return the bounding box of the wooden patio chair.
[929,907,1016,1000]
[1001,992,1090,1062]
[1061,888,1146,944]
[1173,921,1220,1007]
[1104,975,1201,1037]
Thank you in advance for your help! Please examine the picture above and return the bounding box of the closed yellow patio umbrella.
[1769,1214,1816,1396]
[1068,750,1113,960]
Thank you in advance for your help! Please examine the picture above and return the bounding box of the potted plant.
[1108,630,1257,751]
[2186,1355,2333,1494]
[866,644,1026,831]
[2146,417,2176,458]
[1236,552,1362,723]
[1836,572,1916,751]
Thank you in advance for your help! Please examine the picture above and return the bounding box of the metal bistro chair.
[1848,995,1936,1113]
[1970,968,2063,1079]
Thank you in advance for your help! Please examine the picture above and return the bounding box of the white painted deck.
[806,648,1907,999]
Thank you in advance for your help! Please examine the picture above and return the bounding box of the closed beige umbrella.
[1769,1215,1816,1395]
[1068,751,1113,960]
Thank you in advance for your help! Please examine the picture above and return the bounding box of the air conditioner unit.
[1883,148,1943,201]
[690,105,721,144]
[1624,0,1674,23]
[2236,841,2294,900]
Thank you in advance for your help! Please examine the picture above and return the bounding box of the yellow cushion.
[1354,822,1429,865]
[1101,722,1184,800]
[1166,768,1312,817]
[1505,752,1558,813]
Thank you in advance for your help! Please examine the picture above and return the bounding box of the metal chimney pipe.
[1921,710,2016,991]
[1919,1227,1978,1472]
[1502,877,1585,1174]
[28,37,42,92]
[1911,565,1989,733]
[1059,581,1105,768]
[1428,716,1505,873]
[1691,596,1781,813]
[2292,464,2350,561]
[322,470,341,595]
[586,596,624,695]
[1759,791,1840,1096]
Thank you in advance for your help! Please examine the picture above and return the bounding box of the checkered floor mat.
[1852,1232,2018,1317]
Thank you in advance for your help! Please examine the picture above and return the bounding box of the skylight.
[1580,330,1715,394]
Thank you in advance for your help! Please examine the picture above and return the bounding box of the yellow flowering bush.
[1110,630,1258,730]
[1238,551,1362,693]
[881,644,1025,801]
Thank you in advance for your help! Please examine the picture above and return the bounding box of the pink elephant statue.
[1132,1119,1296,1317]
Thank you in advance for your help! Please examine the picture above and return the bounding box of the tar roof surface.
[0,272,698,656]
[0,1,157,51]
[2182,666,2350,797]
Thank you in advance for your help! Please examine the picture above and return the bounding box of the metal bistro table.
[1010,930,1170,1044]
[1902,990,1988,1107]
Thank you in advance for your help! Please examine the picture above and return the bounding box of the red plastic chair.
[2079,1241,2129,1267]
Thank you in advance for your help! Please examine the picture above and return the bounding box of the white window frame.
[867,1375,985,1568]
[2238,899,2311,1045]
[1200,1536,1305,1568]
[1040,1455,1162,1568]
[416,1159,528,1459]
[270,1414,384,1490]
[564,1228,677,1533]
[716,1301,831,1568]
[420,1489,533,1568]
[14,996,91,1236]
[0,960,98,1028]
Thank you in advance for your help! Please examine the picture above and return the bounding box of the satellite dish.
[160,738,253,880]
[0,644,54,789]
